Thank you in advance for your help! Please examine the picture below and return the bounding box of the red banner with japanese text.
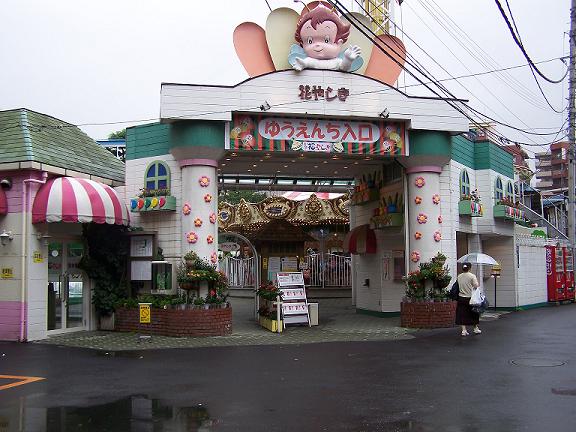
[229,114,407,156]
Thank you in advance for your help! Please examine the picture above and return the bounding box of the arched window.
[495,177,504,202]
[506,181,514,199]
[460,169,470,198]
[144,161,170,191]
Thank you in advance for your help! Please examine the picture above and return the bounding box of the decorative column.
[406,166,443,271]
[180,159,219,267]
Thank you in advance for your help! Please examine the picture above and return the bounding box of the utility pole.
[568,0,576,254]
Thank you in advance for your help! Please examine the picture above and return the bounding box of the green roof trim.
[0,108,124,182]
[451,134,475,169]
[170,121,226,149]
[475,141,514,178]
[126,123,171,161]
[408,130,451,157]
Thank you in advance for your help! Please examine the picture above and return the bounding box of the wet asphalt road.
[1,304,575,432]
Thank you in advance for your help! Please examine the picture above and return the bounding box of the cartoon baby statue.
[289,4,363,72]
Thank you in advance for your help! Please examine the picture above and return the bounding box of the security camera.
[0,178,12,190]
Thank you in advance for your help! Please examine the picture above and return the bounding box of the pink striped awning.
[32,177,129,225]
[0,187,6,215]
[343,224,377,255]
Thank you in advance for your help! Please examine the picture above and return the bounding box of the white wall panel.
[161,70,469,133]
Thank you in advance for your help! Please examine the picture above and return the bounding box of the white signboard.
[218,242,240,252]
[131,260,152,281]
[268,257,281,273]
[277,272,305,287]
[281,257,298,272]
[130,235,153,258]
[277,272,310,327]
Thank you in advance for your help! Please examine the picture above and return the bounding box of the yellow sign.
[1,268,13,279]
[33,251,43,263]
[491,264,502,277]
[139,303,151,323]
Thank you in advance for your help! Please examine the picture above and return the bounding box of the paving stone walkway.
[36,298,416,351]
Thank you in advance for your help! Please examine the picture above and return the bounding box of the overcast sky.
[0,0,570,158]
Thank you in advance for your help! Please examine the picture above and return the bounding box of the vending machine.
[546,245,566,302]
[563,247,575,301]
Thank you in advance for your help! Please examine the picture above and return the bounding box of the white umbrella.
[457,253,499,266]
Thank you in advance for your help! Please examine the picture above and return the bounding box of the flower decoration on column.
[433,230,442,242]
[210,252,218,264]
[199,176,211,187]
[414,231,422,240]
[207,235,214,244]
[432,194,441,205]
[204,193,213,203]
[410,250,421,263]
[182,203,191,215]
[194,217,203,227]
[209,212,217,224]
[417,213,428,224]
[414,177,425,188]
[186,232,198,244]
[414,196,422,205]
[438,215,443,224]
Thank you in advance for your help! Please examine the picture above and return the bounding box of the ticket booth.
[546,245,566,302]
[563,247,575,301]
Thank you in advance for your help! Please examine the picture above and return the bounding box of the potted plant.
[256,281,283,332]
[401,253,456,328]
[193,296,206,309]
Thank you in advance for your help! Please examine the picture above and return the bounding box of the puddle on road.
[0,395,214,432]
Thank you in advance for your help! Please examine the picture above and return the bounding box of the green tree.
[220,190,267,204]
[108,129,126,139]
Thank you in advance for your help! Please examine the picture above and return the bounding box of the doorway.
[47,241,87,333]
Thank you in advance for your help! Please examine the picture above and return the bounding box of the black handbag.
[449,280,459,300]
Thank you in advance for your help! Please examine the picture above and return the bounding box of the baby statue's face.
[300,20,343,60]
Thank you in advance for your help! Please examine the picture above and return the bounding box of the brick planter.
[114,306,232,337]
[400,301,456,329]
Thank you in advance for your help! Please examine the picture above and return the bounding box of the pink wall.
[3,170,45,214]
[0,301,24,341]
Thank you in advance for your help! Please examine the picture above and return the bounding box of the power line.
[504,0,567,113]
[399,0,553,147]
[336,0,565,144]
[425,0,554,107]
[494,0,569,84]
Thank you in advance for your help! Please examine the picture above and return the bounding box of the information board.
[277,272,310,327]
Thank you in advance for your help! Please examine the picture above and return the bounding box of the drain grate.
[510,358,566,367]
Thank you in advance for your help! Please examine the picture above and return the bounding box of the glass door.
[48,241,85,332]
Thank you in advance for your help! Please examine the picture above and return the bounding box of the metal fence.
[221,253,352,289]
[220,256,257,290]
[304,253,352,288]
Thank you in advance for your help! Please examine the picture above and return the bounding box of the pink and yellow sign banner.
[229,114,406,156]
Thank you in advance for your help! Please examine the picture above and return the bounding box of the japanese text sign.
[229,114,406,156]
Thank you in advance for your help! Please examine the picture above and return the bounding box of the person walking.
[455,262,482,336]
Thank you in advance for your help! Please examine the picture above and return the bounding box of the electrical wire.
[504,0,566,113]
[394,0,551,147]
[419,0,557,110]
[334,0,565,146]
[494,0,569,84]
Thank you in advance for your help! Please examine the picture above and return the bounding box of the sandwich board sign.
[277,272,310,327]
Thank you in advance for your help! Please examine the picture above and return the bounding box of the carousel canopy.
[32,177,129,225]
[344,224,377,255]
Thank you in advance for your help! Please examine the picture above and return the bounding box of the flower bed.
[114,306,232,337]
[458,199,483,217]
[400,300,456,329]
